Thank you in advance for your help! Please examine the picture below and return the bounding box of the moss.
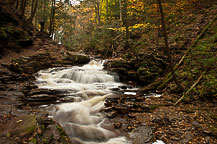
[157,75,173,90]
[26,124,37,136]
[43,138,48,144]
[0,27,9,38]
[56,124,70,142]
[30,138,37,144]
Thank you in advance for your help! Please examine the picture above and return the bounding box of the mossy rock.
[56,124,72,144]
[64,52,90,65]
[0,115,36,137]
[8,53,52,73]
[12,115,36,137]
[108,60,132,69]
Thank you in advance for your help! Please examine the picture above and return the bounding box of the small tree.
[157,0,184,91]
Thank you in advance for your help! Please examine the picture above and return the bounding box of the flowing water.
[36,60,132,144]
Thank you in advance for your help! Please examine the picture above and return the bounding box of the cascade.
[36,60,130,144]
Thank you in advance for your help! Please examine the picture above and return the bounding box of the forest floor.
[107,92,217,144]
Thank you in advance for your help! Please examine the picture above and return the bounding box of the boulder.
[60,52,90,65]
[104,55,166,86]
[0,115,36,137]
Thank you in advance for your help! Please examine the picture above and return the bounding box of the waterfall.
[36,60,130,144]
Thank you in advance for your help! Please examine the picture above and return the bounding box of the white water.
[36,60,130,144]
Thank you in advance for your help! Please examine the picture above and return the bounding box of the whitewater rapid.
[36,60,130,144]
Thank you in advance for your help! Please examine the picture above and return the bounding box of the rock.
[128,113,139,118]
[114,106,128,114]
[104,55,166,86]
[62,52,90,65]
[0,115,37,137]
[141,104,160,113]
[180,131,193,144]
[107,111,117,119]
[18,38,33,47]
[26,89,77,106]
[129,126,153,144]
[39,125,55,143]
[7,53,52,74]
[114,122,122,129]
[192,121,201,129]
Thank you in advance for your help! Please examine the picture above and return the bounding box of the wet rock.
[101,107,113,112]
[104,98,117,107]
[70,137,84,144]
[114,122,122,129]
[114,105,128,114]
[63,123,111,142]
[107,111,117,119]
[119,85,128,89]
[27,94,58,101]
[59,96,81,102]
[109,88,120,91]
[28,88,74,96]
[130,126,153,144]
[128,113,139,118]
[26,88,77,106]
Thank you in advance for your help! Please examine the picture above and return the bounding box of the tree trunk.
[157,0,170,65]
[106,0,108,21]
[39,0,46,32]
[29,0,39,22]
[119,0,122,22]
[157,0,184,91]
[49,0,55,37]
[123,0,129,40]
[30,0,35,18]
[16,0,19,9]
[20,0,27,17]
[96,0,100,25]
[43,0,46,21]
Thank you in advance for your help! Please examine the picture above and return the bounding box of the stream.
[35,60,134,144]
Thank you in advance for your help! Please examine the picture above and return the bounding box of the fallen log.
[174,70,207,106]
